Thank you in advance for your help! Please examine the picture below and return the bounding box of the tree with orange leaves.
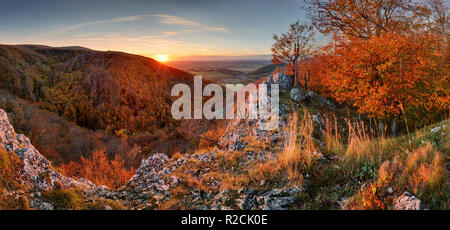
[304,0,449,131]
[322,32,449,127]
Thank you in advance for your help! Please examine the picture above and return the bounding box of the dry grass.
[402,143,446,196]
[280,107,316,184]
[346,142,448,210]
[159,185,190,210]
[247,160,282,189]
[323,113,345,155]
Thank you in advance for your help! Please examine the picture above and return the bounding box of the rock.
[237,195,256,210]
[312,113,324,128]
[290,88,306,102]
[263,197,294,210]
[387,187,393,194]
[233,141,246,151]
[30,199,54,210]
[127,153,174,192]
[394,192,423,210]
[39,202,54,210]
[269,72,293,90]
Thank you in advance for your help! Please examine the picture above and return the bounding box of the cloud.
[47,14,227,36]
[51,15,152,35]
[154,14,228,33]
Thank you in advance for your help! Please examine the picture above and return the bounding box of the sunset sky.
[0,0,326,60]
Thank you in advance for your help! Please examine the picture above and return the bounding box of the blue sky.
[0,0,325,60]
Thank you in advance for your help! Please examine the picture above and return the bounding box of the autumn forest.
[0,0,448,212]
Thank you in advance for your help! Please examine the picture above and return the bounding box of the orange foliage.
[59,149,135,189]
[322,32,449,120]
[349,160,398,210]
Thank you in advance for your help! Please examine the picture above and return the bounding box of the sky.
[0,0,325,61]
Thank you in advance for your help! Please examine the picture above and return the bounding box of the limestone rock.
[290,88,306,102]
[269,72,293,90]
[394,192,423,210]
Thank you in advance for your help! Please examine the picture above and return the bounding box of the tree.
[426,0,449,56]
[427,0,449,35]
[321,32,449,127]
[304,0,428,38]
[271,21,315,86]
[305,0,449,133]
[297,56,322,92]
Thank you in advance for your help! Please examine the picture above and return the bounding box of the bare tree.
[427,0,449,35]
[271,21,315,87]
[303,0,428,38]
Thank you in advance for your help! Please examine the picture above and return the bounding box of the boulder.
[262,197,294,210]
[269,72,293,90]
[290,88,306,102]
[394,192,423,210]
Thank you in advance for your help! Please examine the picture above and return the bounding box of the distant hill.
[0,44,196,133]
[247,63,286,78]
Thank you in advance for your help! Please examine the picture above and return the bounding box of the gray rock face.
[269,72,293,90]
[394,192,423,210]
[127,153,173,192]
[290,88,306,102]
[127,151,216,193]
[30,199,54,210]
[203,187,301,210]
[263,197,295,210]
[0,109,98,191]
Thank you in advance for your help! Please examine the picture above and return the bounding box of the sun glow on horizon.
[154,54,169,62]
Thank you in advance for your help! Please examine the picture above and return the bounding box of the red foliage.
[59,149,135,189]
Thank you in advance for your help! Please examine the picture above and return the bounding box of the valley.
[168,60,280,84]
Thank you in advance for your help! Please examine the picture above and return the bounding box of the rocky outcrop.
[205,187,301,210]
[268,72,293,90]
[394,192,423,210]
[291,88,306,102]
[127,152,216,192]
[0,109,97,191]
[127,153,174,192]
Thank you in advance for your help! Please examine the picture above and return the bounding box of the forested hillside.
[0,45,194,133]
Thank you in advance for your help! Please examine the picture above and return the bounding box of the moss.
[41,189,83,210]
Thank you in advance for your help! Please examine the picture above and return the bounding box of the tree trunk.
[390,117,398,136]
[378,120,385,137]
[293,58,298,87]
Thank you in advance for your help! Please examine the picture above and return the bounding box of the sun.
[154,54,169,63]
